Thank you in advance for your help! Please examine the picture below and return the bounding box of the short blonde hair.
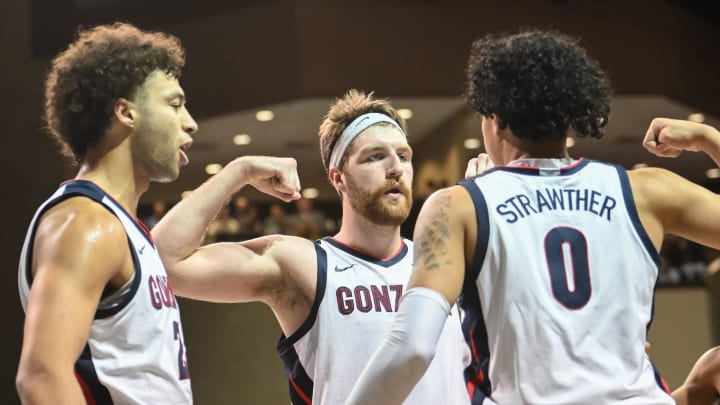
[318,89,407,175]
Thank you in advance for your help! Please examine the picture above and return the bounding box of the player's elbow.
[16,360,69,403]
[16,369,29,401]
[16,366,48,403]
[401,335,438,371]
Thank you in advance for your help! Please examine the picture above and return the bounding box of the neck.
[498,135,569,165]
[76,139,148,216]
[334,202,403,259]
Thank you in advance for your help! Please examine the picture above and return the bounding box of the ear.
[486,114,502,137]
[114,98,136,129]
[328,167,346,195]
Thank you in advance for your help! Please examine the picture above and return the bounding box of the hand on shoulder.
[465,153,494,179]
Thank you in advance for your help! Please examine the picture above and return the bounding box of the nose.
[387,154,404,180]
[183,110,198,135]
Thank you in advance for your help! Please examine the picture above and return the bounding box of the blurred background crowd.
[140,197,718,288]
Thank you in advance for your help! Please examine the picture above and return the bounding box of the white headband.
[328,112,404,170]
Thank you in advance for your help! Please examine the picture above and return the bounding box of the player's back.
[459,158,673,404]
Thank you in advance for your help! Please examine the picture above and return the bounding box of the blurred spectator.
[659,234,709,287]
[263,203,291,235]
[206,205,241,243]
[231,195,261,240]
[289,198,332,239]
[680,239,708,284]
[659,235,683,286]
[142,200,167,229]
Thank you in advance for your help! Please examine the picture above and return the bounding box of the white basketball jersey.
[458,159,673,405]
[277,237,471,404]
[18,180,192,404]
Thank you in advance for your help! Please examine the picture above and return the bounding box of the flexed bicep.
[167,236,284,302]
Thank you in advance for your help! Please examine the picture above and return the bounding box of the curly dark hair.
[318,89,407,175]
[465,29,610,141]
[44,22,186,163]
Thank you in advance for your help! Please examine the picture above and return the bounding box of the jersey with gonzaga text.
[459,159,673,405]
[18,180,192,404]
[277,237,471,404]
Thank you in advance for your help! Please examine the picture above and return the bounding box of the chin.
[151,168,180,183]
[370,206,411,227]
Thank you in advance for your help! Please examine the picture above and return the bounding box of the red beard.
[345,177,413,227]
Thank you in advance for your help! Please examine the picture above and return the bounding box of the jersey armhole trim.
[277,242,327,353]
[94,236,142,319]
[614,166,661,268]
[457,179,490,286]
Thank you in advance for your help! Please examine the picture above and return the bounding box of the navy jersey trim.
[23,191,85,287]
[321,237,409,268]
[277,242,327,353]
[613,166,661,269]
[459,283,492,402]
[75,344,114,404]
[457,179,490,285]
[64,180,154,245]
[23,203,55,288]
[456,179,492,402]
[24,183,142,318]
[94,236,142,319]
[615,165,663,329]
[651,361,672,395]
[278,345,314,404]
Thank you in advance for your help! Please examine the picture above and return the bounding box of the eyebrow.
[164,91,186,103]
[396,146,413,154]
[359,145,413,155]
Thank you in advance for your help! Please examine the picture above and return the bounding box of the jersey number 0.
[544,227,591,310]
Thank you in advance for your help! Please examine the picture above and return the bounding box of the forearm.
[153,158,250,266]
[345,288,450,405]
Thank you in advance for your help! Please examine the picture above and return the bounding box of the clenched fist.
[237,156,302,202]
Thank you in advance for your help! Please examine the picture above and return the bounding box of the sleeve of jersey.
[345,287,451,405]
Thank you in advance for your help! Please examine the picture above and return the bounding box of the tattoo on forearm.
[416,195,453,272]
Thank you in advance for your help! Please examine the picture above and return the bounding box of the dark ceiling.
[20,0,720,204]
[30,0,720,58]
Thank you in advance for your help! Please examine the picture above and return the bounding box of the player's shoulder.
[425,185,473,205]
[425,185,476,218]
[627,166,678,182]
[678,345,720,401]
[628,166,705,207]
[413,186,477,244]
[694,346,720,378]
[37,196,127,248]
[32,196,130,282]
[246,234,318,273]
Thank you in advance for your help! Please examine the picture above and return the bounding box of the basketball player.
[152,90,471,404]
[347,29,720,404]
[16,23,300,404]
[643,118,720,405]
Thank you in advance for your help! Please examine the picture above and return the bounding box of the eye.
[397,149,414,162]
[368,153,384,161]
